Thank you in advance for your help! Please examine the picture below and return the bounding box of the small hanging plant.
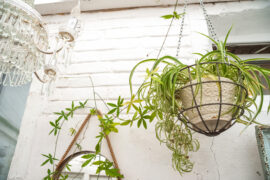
[127,28,270,173]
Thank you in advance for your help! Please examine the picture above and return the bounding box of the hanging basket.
[176,62,248,136]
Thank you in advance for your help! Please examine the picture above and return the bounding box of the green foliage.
[81,153,96,167]
[41,154,58,166]
[99,115,120,134]
[50,100,89,136]
[137,106,151,129]
[42,26,270,178]
[161,11,185,19]
[60,174,68,180]
[49,121,61,136]
[43,100,124,179]
[107,96,124,117]
[69,128,76,136]
[127,28,270,174]
[95,115,121,154]
[90,108,97,115]
[65,163,71,171]
[93,160,124,178]
[43,169,54,180]
[76,143,82,151]
[80,153,123,178]
[123,94,142,114]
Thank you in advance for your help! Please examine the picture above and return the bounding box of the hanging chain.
[176,0,220,57]
[176,0,188,57]
[199,0,219,42]
[199,0,229,63]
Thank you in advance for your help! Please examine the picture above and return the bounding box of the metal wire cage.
[176,62,248,136]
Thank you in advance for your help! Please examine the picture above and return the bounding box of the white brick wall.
[8,1,270,180]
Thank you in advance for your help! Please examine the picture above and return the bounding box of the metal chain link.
[199,0,219,42]
[199,0,229,63]
[176,0,219,57]
[176,0,188,57]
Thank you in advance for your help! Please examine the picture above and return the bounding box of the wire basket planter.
[176,62,248,136]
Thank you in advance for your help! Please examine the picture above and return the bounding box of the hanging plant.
[41,0,270,178]
[127,29,270,174]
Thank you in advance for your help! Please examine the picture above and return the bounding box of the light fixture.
[0,0,81,90]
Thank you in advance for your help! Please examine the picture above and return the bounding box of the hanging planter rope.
[176,62,248,136]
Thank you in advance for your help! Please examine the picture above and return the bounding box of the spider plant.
[128,28,270,174]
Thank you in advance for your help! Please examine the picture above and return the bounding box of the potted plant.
[127,28,270,173]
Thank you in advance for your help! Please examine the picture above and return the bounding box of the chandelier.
[0,0,81,89]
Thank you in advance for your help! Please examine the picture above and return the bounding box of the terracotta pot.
[177,77,236,132]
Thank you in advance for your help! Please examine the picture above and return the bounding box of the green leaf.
[157,111,163,120]
[54,112,62,115]
[112,127,119,133]
[108,108,116,114]
[132,111,138,120]
[137,119,142,128]
[65,164,71,172]
[49,121,61,136]
[95,143,101,153]
[41,154,58,166]
[142,119,147,129]
[106,168,123,177]
[150,111,156,122]
[151,76,163,84]
[129,58,156,95]
[107,103,117,107]
[82,159,92,167]
[41,159,49,166]
[76,143,82,151]
[120,120,131,126]
[161,14,174,19]
[90,108,97,115]
[81,154,95,159]
[92,160,104,165]
[143,115,151,119]
[79,102,84,107]
[60,174,69,180]
[69,128,76,136]
[197,32,218,46]
[224,25,233,45]
[132,104,139,111]
[60,111,67,120]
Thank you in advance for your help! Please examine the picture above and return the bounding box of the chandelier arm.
[34,72,48,83]
[36,44,64,55]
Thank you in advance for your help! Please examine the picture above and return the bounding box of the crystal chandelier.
[0,0,81,87]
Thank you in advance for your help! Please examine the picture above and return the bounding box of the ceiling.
[35,0,246,15]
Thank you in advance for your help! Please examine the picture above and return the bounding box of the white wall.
[8,1,270,180]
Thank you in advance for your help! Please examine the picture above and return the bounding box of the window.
[209,6,270,94]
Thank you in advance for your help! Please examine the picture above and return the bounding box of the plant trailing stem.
[56,113,92,170]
